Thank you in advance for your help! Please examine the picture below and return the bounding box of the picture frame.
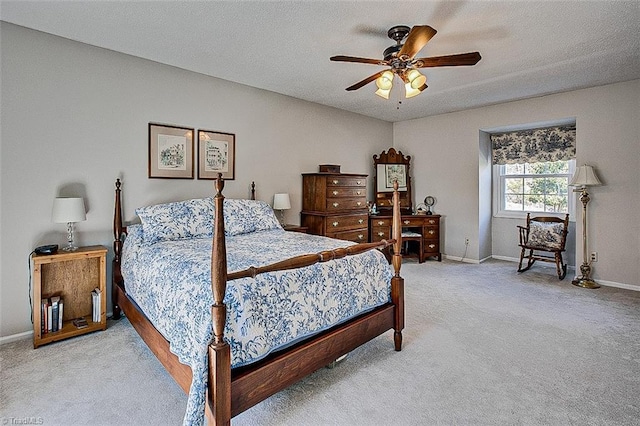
[376,164,407,192]
[148,123,194,179]
[198,130,235,180]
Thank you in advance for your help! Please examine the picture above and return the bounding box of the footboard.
[208,175,404,424]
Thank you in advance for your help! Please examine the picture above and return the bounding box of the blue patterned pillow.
[136,198,214,244]
[528,221,564,249]
[223,199,282,236]
[136,198,281,243]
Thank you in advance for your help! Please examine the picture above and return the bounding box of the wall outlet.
[590,252,598,262]
[465,237,470,246]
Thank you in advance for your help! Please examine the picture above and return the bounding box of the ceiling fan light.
[375,87,391,99]
[407,69,427,90]
[375,70,394,90]
[404,83,421,98]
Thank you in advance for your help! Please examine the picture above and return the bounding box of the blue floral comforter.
[121,224,392,425]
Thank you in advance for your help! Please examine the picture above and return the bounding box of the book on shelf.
[41,296,64,333]
[50,296,60,332]
[91,287,101,323]
[72,317,88,329]
[40,298,48,334]
[58,299,64,331]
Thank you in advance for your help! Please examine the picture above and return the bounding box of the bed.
[112,176,404,425]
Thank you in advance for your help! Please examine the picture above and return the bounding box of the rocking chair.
[517,213,569,280]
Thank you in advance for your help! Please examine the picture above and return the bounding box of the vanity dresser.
[370,148,441,262]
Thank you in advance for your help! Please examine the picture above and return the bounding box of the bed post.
[250,181,255,200]
[391,181,404,351]
[208,174,232,425]
[112,178,123,320]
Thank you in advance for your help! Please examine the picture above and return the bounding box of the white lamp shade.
[375,71,394,90]
[273,193,291,210]
[406,69,427,89]
[375,87,391,99]
[52,197,86,223]
[570,165,602,187]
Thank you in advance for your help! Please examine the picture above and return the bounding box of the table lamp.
[273,193,291,226]
[52,197,86,251]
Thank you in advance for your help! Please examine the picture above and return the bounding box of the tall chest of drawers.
[301,173,369,243]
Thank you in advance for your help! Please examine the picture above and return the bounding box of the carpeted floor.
[2,259,639,425]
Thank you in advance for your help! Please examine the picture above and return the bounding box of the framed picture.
[148,123,194,179]
[198,130,235,180]
[383,164,407,191]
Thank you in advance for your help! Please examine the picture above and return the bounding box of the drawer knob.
[356,180,362,185]
[429,220,435,224]
[332,190,339,196]
[356,201,362,206]
[332,221,339,227]
[429,230,435,235]
[358,219,364,224]
[378,221,384,226]
[333,202,339,207]
[378,232,385,237]
[404,220,410,225]
[429,244,436,249]
[356,191,361,195]
[332,180,339,185]
[358,234,364,240]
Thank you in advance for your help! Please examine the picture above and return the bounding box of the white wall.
[394,80,640,289]
[0,23,393,337]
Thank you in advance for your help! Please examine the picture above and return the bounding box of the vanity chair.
[369,148,441,262]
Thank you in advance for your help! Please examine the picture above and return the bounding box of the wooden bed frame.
[112,176,404,425]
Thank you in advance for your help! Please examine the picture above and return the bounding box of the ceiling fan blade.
[398,25,437,59]
[345,71,385,91]
[414,52,482,67]
[330,55,386,65]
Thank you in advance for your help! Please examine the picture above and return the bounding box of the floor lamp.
[569,164,602,289]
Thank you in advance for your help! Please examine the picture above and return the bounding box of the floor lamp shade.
[570,165,602,187]
[569,165,602,289]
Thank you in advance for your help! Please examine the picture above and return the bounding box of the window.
[494,159,575,218]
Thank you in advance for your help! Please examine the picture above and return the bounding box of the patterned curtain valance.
[491,125,576,165]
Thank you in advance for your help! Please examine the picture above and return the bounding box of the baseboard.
[1,310,114,346]
[489,256,637,291]
[0,330,32,345]
[594,279,640,292]
[444,254,480,264]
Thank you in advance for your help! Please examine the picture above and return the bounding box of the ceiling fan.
[330,25,481,99]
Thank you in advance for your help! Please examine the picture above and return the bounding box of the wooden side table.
[283,224,308,233]
[31,245,107,348]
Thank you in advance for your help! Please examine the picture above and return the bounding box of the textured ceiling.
[1,1,638,122]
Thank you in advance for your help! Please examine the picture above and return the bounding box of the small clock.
[424,196,436,215]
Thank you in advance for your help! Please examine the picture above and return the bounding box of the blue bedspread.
[121,224,392,425]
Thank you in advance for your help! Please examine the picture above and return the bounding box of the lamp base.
[62,244,79,252]
[572,277,600,289]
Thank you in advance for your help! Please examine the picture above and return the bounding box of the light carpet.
[1,259,639,425]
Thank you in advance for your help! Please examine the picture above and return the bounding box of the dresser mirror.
[373,148,412,214]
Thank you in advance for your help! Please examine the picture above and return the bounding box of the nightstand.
[283,224,308,233]
[31,245,108,348]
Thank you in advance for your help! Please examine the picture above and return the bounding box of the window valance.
[491,126,576,165]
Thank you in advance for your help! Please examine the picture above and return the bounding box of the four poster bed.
[112,176,404,425]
